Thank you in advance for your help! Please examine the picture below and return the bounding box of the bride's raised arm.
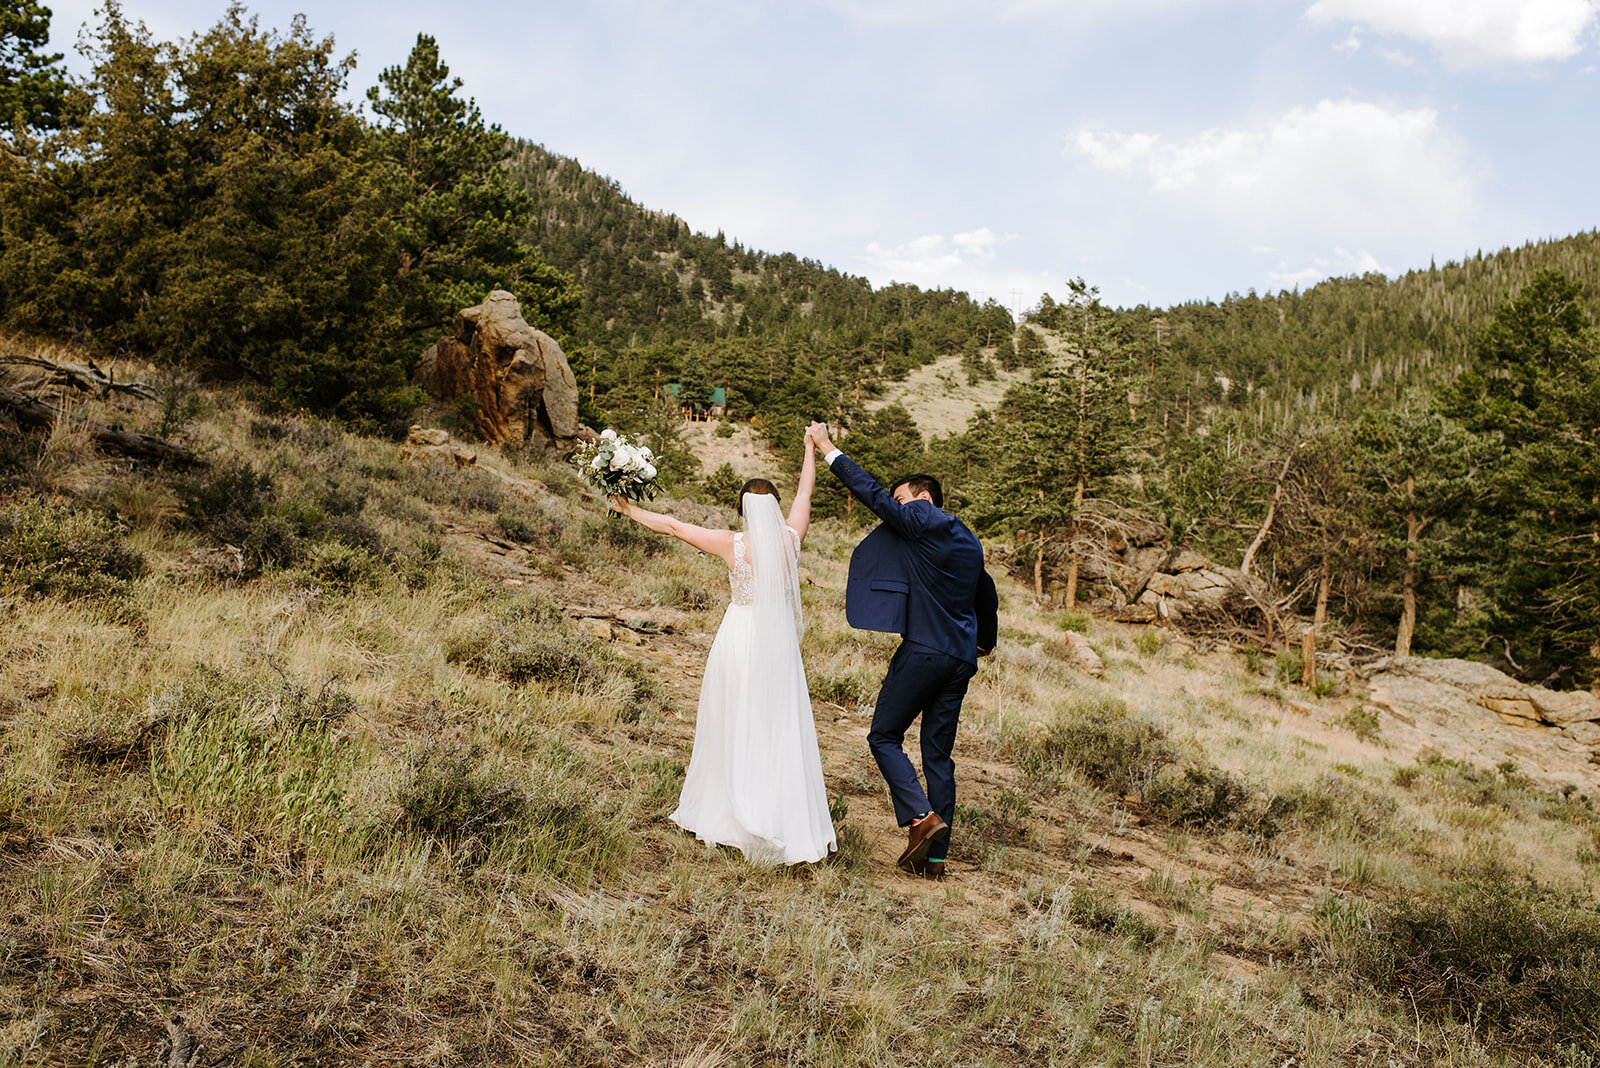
[787,430,817,543]
[610,496,737,567]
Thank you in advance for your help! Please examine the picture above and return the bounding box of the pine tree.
[969,280,1139,605]
[365,33,579,347]
[1446,270,1600,685]
[1349,404,1497,657]
[0,0,67,130]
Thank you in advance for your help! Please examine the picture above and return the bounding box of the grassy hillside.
[3,351,1600,1065]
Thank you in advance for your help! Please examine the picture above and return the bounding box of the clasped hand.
[804,420,834,455]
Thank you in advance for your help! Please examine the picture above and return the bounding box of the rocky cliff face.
[1361,656,1600,786]
[413,290,586,449]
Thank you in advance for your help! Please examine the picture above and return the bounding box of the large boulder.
[1364,656,1600,755]
[413,290,586,448]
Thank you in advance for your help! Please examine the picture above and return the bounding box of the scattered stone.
[1062,631,1104,676]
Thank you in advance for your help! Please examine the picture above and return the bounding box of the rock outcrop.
[413,291,586,448]
[1364,655,1600,770]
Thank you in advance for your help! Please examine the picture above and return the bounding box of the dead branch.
[0,353,159,401]
[0,384,203,466]
[1240,449,1295,578]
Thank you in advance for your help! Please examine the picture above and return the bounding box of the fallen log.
[0,353,159,400]
[0,384,203,466]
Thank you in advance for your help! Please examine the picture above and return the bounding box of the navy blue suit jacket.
[830,453,998,664]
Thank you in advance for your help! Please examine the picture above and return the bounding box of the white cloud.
[1334,28,1362,51]
[1267,247,1388,290]
[854,228,1048,300]
[820,0,1203,27]
[1069,99,1478,251]
[1305,0,1599,68]
[859,227,1011,278]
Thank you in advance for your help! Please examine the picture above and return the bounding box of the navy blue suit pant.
[868,642,976,860]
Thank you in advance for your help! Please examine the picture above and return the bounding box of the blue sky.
[43,0,1600,311]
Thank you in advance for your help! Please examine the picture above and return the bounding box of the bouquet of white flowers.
[571,428,661,506]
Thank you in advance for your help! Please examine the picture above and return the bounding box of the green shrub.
[1063,884,1161,945]
[1274,647,1304,685]
[1055,610,1092,632]
[396,744,627,880]
[1249,774,1396,840]
[701,461,743,507]
[444,605,667,721]
[301,541,388,592]
[713,420,736,439]
[1010,696,1177,798]
[1341,865,1600,1052]
[1335,704,1382,743]
[1147,765,1250,829]
[0,497,145,599]
[593,515,667,556]
[396,745,526,850]
[178,461,274,542]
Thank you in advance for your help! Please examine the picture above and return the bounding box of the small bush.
[713,420,736,439]
[178,461,274,543]
[1341,865,1600,1052]
[594,515,667,556]
[1010,696,1176,798]
[1147,765,1251,829]
[1335,704,1382,744]
[1274,647,1304,685]
[0,497,145,599]
[1055,610,1092,632]
[1064,884,1161,945]
[1249,774,1396,840]
[445,607,667,721]
[1133,629,1163,656]
[396,745,527,851]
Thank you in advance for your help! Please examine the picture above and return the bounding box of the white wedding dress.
[670,494,837,864]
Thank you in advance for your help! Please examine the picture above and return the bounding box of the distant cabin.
[666,383,728,420]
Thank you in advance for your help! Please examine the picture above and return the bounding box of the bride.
[609,440,836,864]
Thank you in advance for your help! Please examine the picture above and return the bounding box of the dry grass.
[2,376,1598,1066]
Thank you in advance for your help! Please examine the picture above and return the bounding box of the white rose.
[601,428,617,441]
[590,455,605,470]
[610,450,629,471]
[642,463,657,479]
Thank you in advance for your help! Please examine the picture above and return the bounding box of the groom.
[806,421,997,880]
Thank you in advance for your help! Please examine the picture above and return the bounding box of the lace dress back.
[729,532,755,605]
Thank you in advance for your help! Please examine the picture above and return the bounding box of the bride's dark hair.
[737,478,781,516]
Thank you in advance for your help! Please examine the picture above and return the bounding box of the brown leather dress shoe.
[896,813,950,873]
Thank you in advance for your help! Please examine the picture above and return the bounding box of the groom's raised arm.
[806,422,934,537]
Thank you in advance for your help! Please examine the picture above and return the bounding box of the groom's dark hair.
[891,474,943,509]
[737,478,781,516]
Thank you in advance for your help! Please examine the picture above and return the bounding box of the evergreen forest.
[2,3,1597,687]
